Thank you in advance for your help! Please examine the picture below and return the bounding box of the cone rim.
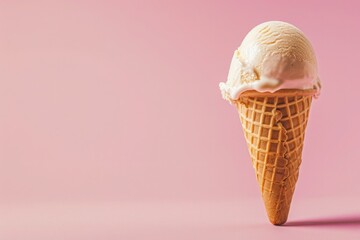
[239,89,316,97]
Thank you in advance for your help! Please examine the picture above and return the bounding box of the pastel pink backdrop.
[1,0,360,239]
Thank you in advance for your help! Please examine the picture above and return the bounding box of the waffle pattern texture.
[236,92,312,225]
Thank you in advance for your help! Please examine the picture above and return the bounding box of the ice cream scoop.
[219,21,321,103]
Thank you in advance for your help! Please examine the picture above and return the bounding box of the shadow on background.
[285,214,360,228]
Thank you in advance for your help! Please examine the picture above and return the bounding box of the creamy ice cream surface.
[219,21,321,103]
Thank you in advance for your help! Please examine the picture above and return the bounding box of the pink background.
[1,0,360,239]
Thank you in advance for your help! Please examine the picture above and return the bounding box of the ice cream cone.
[235,89,313,225]
[219,21,321,225]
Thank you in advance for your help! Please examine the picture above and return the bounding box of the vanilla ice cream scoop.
[219,21,321,103]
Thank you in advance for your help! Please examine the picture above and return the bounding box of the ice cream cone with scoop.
[219,21,321,225]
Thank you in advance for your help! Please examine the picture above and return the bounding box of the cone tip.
[269,217,288,226]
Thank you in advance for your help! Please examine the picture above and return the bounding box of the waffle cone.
[235,89,313,225]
